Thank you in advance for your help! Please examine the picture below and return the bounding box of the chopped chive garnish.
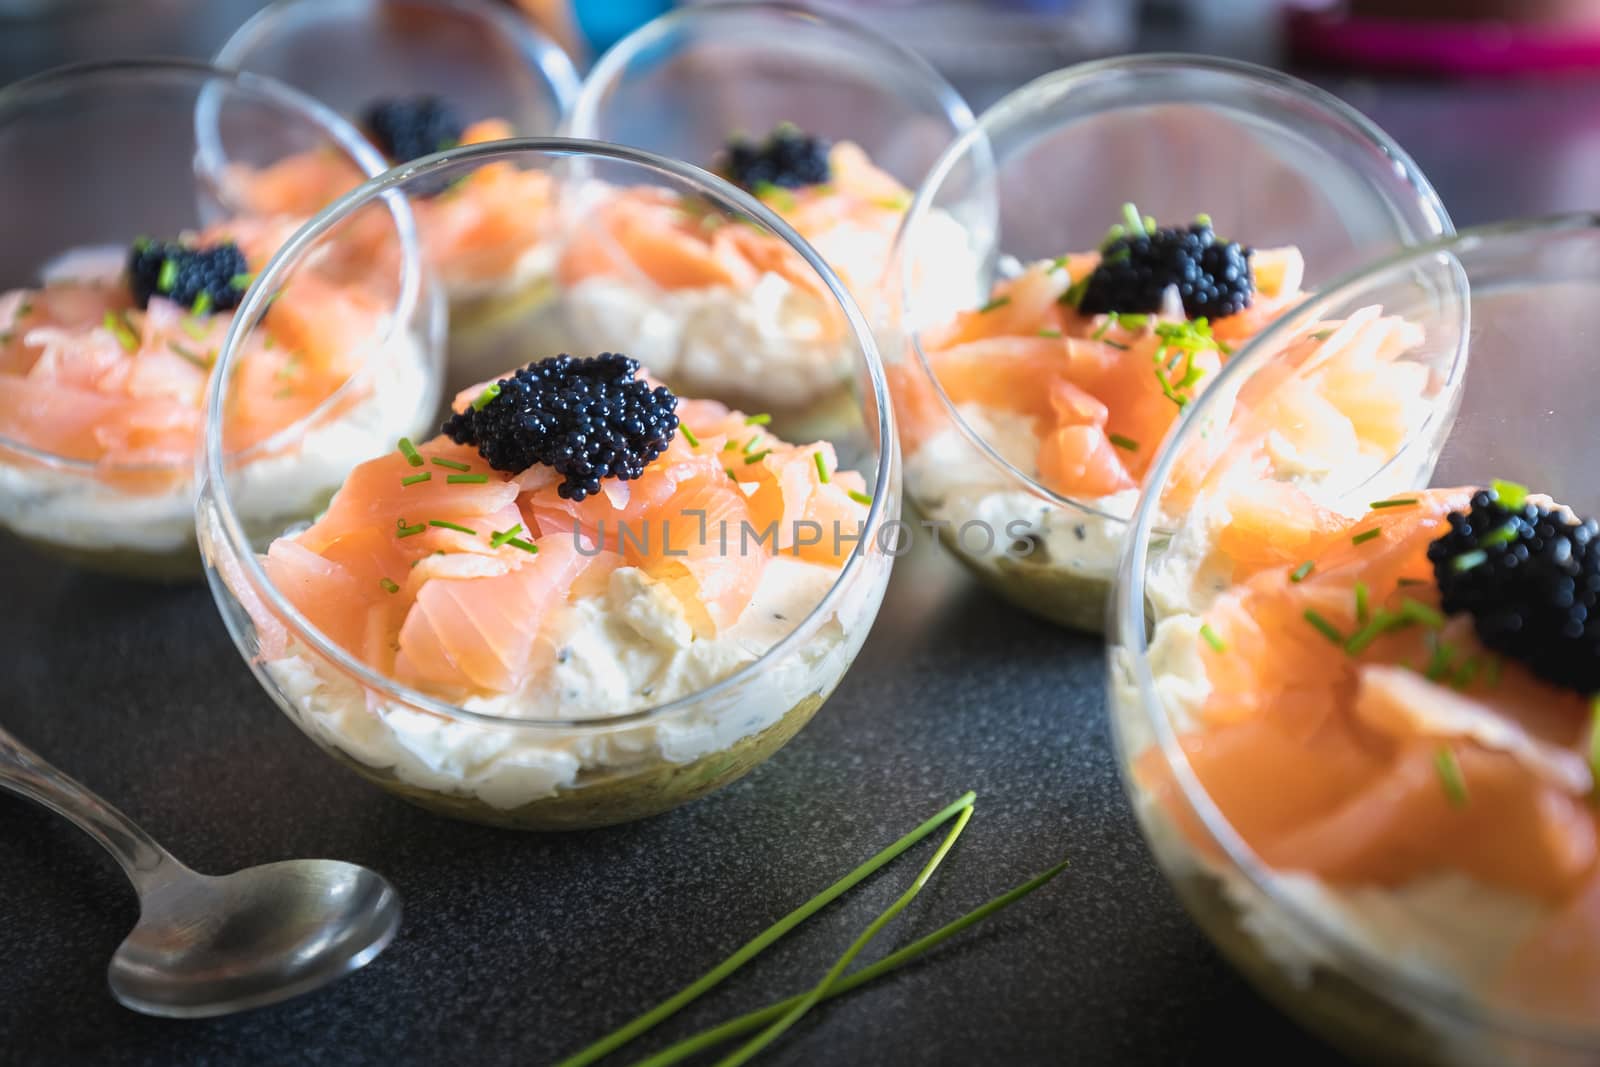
[229,272,255,290]
[157,259,178,293]
[1104,340,1130,351]
[1289,560,1315,583]
[872,194,910,212]
[169,340,207,368]
[398,438,424,467]
[1480,524,1519,548]
[1194,213,1213,228]
[743,436,761,454]
[1351,527,1382,546]
[1452,656,1480,690]
[1036,328,1063,338]
[396,521,426,538]
[1588,696,1600,793]
[102,310,138,351]
[978,296,1011,314]
[1303,609,1345,645]
[726,469,738,481]
[1492,478,1529,509]
[1310,328,1334,341]
[1453,549,1488,572]
[680,425,700,448]
[401,472,432,487]
[428,519,477,535]
[471,383,501,411]
[1060,274,1090,308]
[1425,638,1457,681]
[504,537,538,554]
[1401,597,1447,629]
[1108,433,1139,452]
[1121,202,1145,236]
[1370,498,1418,509]
[1199,623,1226,653]
[430,456,471,472]
[16,299,32,317]
[745,449,772,465]
[847,490,872,506]
[191,291,213,317]
[447,473,489,484]
[814,452,829,483]
[490,524,524,548]
[379,577,400,594]
[1354,582,1370,624]
[745,413,771,426]
[1434,746,1469,808]
[1344,610,1412,656]
[724,439,740,452]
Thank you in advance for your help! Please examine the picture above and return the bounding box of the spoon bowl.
[109,860,401,1019]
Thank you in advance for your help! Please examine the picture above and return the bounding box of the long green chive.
[742,435,762,454]
[401,472,432,487]
[1588,696,1600,793]
[553,792,977,1067]
[1037,328,1063,339]
[430,456,471,472]
[723,439,740,453]
[847,490,872,506]
[1344,610,1412,656]
[156,259,178,294]
[428,519,476,535]
[1354,581,1370,624]
[490,524,524,548]
[472,383,501,411]
[191,291,213,317]
[1401,598,1447,629]
[1452,656,1480,691]
[1352,527,1382,546]
[1108,433,1139,452]
[1425,638,1456,682]
[1199,623,1226,653]
[633,859,1070,1067]
[379,577,400,594]
[1060,274,1090,308]
[1194,212,1213,228]
[169,340,207,368]
[745,450,772,465]
[1370,498,1418,509]
[744,413,771,426]
[396,520,426,538]
[978,295,1011,314]
[1121,202,1146,236]
[1303,609,1346,646]
[229,272,255,290]
[447,473,489,485]
[1480,524,1519,548]
[504,537,539,554]
[1453,549,1488,572]
[1434,746,1469,808]
[714,807,976,1067]
[680,424,700,448]
[814,451,829,483]
[1492,478,1529,509]
[103,310,138,351]
[398,438,424,467]
[1289,560,1315,583]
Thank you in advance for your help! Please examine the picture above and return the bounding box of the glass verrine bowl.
[886,54,1453,633]
[217,0,582,391]
[0,59,441,580]
[196,139,899,831]
[1109,216,1600,1066]
[564,0,976,412]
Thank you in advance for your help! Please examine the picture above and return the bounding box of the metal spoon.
[0,725,401,1018]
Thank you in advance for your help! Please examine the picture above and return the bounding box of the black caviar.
[441,354,679,502]
[1428,487,1600,694]
[721,124,831,191]
[126,239,250,311]
[1077,218,1253,321]
[364,95,465,164]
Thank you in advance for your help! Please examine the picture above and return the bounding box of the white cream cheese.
[261,555,878,810]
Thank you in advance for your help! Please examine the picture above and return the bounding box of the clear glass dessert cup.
[564,0,975,415]
[1109,216,1600,1066]
[196,139,900,831]
[0,59,441,581]
[886,54,1453,633]
[216,0,583,393]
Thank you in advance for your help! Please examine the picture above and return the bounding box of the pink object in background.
[1288,1,1600,75]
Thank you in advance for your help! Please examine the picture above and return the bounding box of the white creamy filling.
[443,240,558,308]
[0,331,435,554]
[262,556,879,809]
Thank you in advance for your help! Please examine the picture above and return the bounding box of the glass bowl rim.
[566,0,978,146]
[214,0,583,125]
[895,51,1454,526]
[1111,212,1600,1052]
[0,56,420,478]
[200,134,898,733]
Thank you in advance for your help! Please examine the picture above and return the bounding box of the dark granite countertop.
[6,5,1600,1065]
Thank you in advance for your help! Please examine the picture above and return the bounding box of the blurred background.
[5,0,1600,226]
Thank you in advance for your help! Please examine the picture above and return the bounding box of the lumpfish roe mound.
[722,124,832,191]
[441,354,680,502]
[1078,219,1254,321]
[1428,487,1600,694]
[126,239,250,312]
[363,95,465,164]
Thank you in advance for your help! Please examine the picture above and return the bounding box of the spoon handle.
[0,725,180,890]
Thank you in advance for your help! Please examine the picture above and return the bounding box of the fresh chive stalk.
[1199,623,1226,653]
[504,537,538,554]
[1289,560,1314,583]
[680,425,700,448]
[472,383,501,411]
[431,456,472,472]
[1108,433,1139,452]
[1369,498,1418,509]
[1492,478,1529,509]
[1037,329,1063,339]
[401,472,432,487]
[1352,528,1382,546]
[1354,582,1370,624]
[157,259,178,294]
[1303,609,1345,645]
[847,490,873,506]
[1434,746,1469,808]
[978,296,1011,314]
[745,413,772,426]
[1400,598,1446,629]
[745,450,772,465]
[398,438,424,467]
[1453,549,1488,572]
[448,473,489,485]
[428,519,477,535]
[379,577,400,594]
[813,452,829,483]
[490,524,524,548]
